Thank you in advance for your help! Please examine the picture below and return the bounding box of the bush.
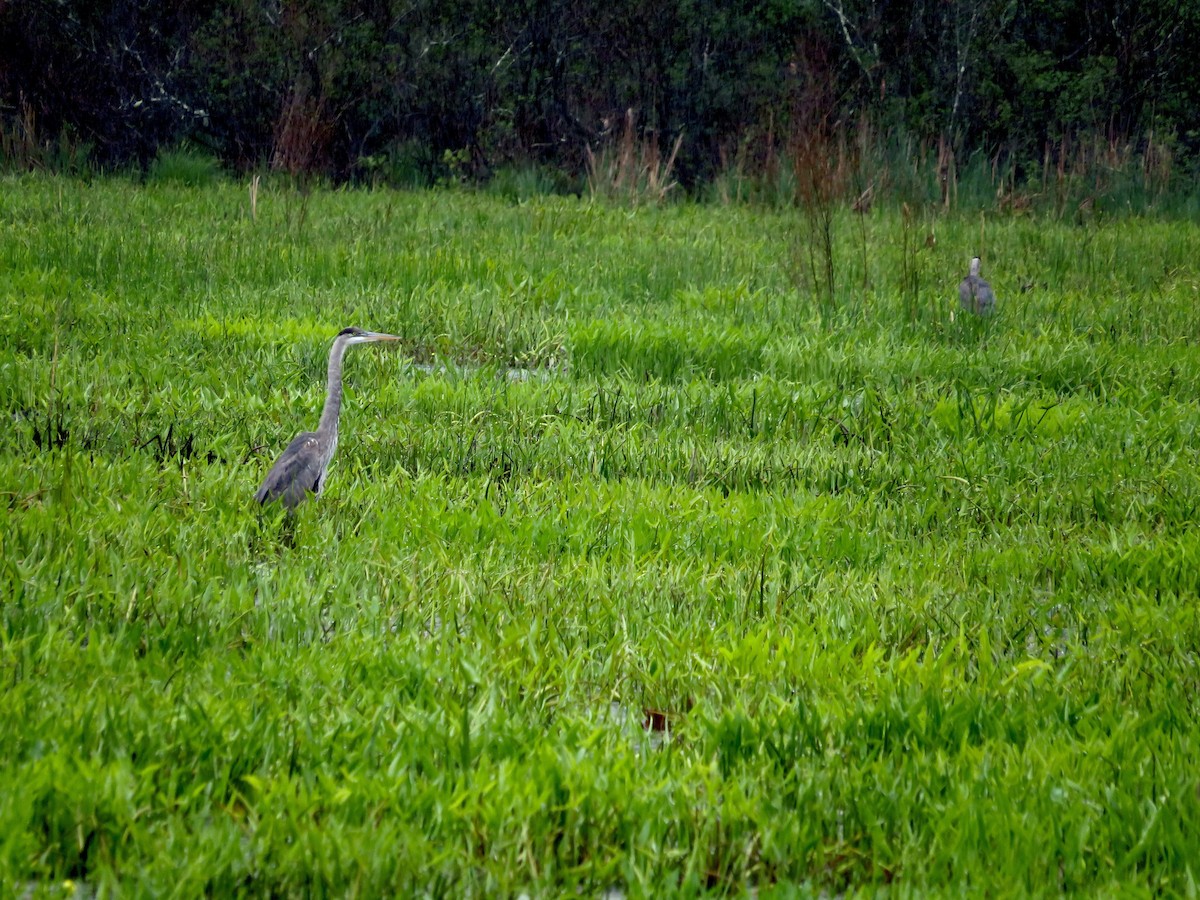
[146,146,224,187]
[486,164,578,201]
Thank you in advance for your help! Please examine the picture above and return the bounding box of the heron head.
[969,257,982,276]
[337,326,402,344]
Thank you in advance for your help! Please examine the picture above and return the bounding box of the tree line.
[2,0,1197,189]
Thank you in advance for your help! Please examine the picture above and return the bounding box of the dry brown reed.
[586,109,682,206]
[1,95,43,170]
[271,85,334,177]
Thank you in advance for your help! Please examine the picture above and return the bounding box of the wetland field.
[2,174,1200,895]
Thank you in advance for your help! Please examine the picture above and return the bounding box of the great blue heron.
[959,256,997,315]
[256,327,401,509]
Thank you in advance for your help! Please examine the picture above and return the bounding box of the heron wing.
[256,431,327,508]
[976,277,996,314]
[959,275,997,314]
[958,275,975,307]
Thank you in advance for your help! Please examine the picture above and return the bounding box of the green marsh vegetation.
[2,173,1199,894]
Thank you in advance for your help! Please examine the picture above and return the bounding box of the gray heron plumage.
[958,257,997,315]
[256,327,401,509]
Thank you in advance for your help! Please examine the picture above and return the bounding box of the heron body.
[256,327,400,509]
[958,257,996,315]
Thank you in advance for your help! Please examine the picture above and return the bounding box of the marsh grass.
[1,175,1199,894]
[145,146,225,188]
[586,109,682,206]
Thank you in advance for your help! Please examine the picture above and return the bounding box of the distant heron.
[256,327,401,509]
[959,257,996,316]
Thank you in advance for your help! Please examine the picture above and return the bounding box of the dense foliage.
[3,0,1199,184]
[2,175,1199,893]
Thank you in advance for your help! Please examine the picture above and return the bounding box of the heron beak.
[367,332,402,342]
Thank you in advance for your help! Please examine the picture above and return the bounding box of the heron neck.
[317,336,349,436]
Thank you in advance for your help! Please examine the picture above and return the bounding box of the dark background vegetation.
[2,0,1198,195]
